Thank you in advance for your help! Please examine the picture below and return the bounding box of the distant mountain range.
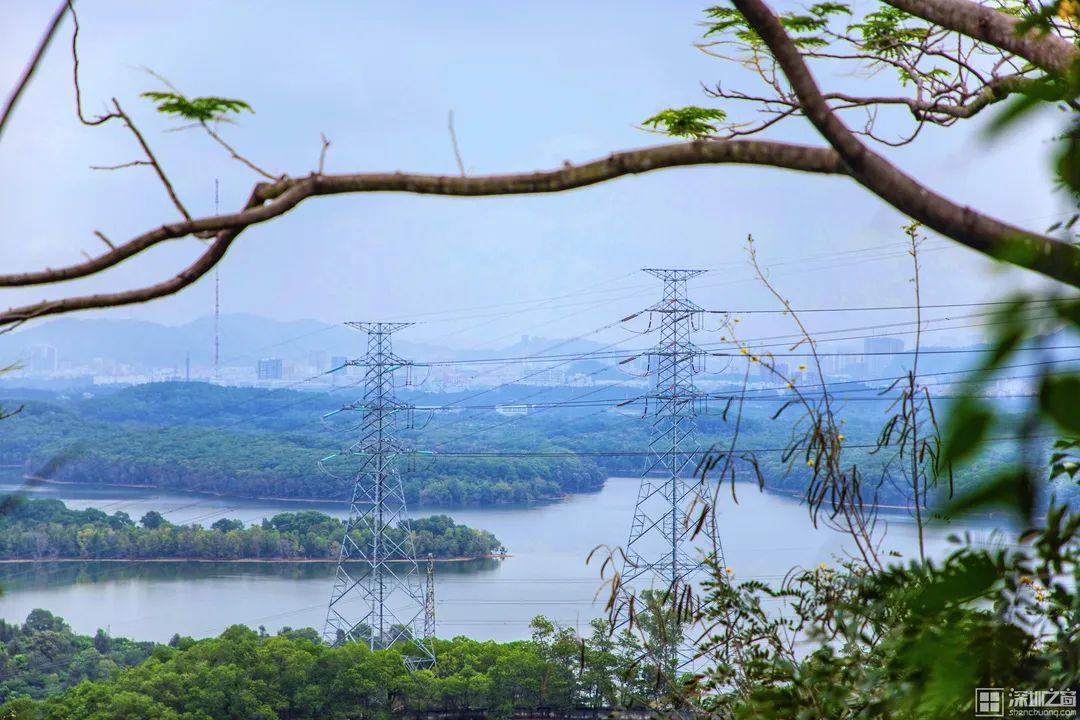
[0,314,609,368]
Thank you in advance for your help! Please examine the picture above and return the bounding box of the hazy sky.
[0,1,1072,351]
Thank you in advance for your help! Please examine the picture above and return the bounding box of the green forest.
[0,382,1066,509]
[0,609,672,717]
[0,611,155,703]
[0,384,606,506]
[0,496,505,561]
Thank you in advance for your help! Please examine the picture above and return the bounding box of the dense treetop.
[0,496,505,561]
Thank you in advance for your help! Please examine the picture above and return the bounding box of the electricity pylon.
[323,322,435,669]
[617,269,723,667]
[424,553,436,641]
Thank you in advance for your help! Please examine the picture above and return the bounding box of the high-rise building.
[864,336,905,375]
[330,355,350,381]
[257,357,284,381]
[309,350,328,372]
[28,344,58,373]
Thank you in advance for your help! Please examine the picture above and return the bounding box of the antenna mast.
[213,179,221,380]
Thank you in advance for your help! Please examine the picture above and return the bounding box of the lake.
[0,476,1016,643]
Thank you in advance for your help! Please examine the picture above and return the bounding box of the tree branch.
[0,140,845,290]
[0,187,265,327]
[732,0,1080,289]
[885,0,1080,77]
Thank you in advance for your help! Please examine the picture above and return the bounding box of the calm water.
[0,477,1014,643]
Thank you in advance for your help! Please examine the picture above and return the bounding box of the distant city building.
[257,357,284,381]
[819,353,845,377]
[330,355,350,381]
[28,344,58,373]
[495,405,530,416]
[309,350,328,372]
[864,336,905,375]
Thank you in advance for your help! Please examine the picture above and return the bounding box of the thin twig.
[93,231,115,250]
[318,133,331,175]
[201,121,277,180]
[69,0,117,126]
[90,160,151,170]
[112,98,192,221]
[448,110,466,177]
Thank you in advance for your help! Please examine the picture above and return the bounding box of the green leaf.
[642,107,727,139]
[941,399,993,466]
[903,552,1000,615]
[1040,373,1080,434]
[809,2,851,18]
[985,75,1073,138]
[946,468,1034,521]
[141,91,254,122]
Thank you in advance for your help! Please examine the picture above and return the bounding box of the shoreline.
[0,553,511,565]
[18,475,570,508]
[16,473,999,518]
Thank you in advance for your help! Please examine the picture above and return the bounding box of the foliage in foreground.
[692,503,1079,718]
[0,496,504,561]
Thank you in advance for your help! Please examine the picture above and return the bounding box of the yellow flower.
[739,347,749,355]
[725,567,734,575]
[807,459,815,467]
[837,434,845,442]
[785,382,794,389]
[798,363,807,371]
[750,356,759,363]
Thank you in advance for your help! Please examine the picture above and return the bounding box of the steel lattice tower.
[423,553,436,641]
[618,270,723,659]
[323,322,435,669]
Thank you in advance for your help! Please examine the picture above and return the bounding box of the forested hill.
[0,496,505,561]
[0,383,606,505]
[0,381,1072,507]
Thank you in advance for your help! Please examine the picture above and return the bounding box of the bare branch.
[69,0,118,126]
[0,1,70,141]
[0,186,264,327]
[1,231,236,327]
[731,0,1080,289]
[89,160,151,171]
